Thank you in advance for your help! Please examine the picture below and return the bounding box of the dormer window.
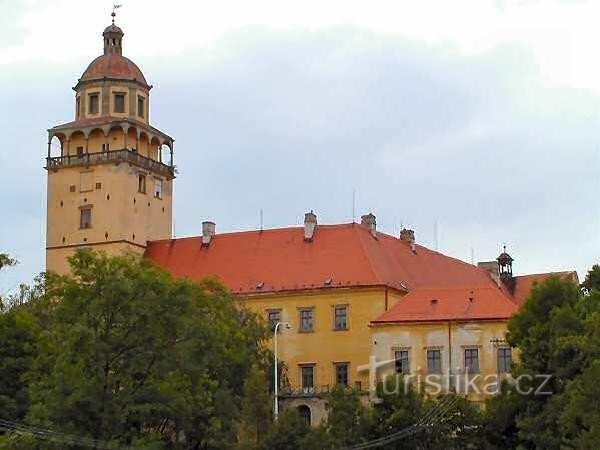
[88,93,99,114]
[137,95,145,118]
[114,93,125,113]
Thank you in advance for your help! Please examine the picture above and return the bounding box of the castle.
[45,19,576,424]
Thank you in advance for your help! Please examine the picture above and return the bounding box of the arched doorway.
[298,404,311,427]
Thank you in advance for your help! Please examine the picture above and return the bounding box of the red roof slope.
[372,286,518,323]
[79,54,148,87]
[145,223,500,295]
[512,271,578,305]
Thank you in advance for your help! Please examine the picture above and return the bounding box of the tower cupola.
[497,245,513,280]
[103,11,124,55]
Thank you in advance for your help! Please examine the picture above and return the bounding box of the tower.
[497,245,515,293]
[45,16,175,274]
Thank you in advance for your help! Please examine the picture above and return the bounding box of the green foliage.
[0,308,39,421]
[581,264,600,294]
[237,364,273,449]
[484,269,600,449]
[262,408,311,450]
[326,386,372,447]
[0,253,16,271]
[0,249,269,449]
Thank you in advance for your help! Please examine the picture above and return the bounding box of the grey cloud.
[0,26,598,291]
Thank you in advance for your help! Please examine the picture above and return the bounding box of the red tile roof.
[146,223,500,295]
[79,54,148,87]
[145,223,573,323]
[512,271,578,305]
[371,286,518,323]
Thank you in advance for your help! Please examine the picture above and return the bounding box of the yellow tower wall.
[46,161,172,274]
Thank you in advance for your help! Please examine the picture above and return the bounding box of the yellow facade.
[371,320,515,404]
[242,287,405,390]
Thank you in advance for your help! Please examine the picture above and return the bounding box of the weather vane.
[111,3,122,24]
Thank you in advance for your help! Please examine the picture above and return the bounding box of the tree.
[483,270,600,449]
[0,253,16,271]
[0,253,17,310]
[14,249,268,449]
[325,386,372,448]
[237,364,272,449]
[262,408,311,450]
[0,307,39,422]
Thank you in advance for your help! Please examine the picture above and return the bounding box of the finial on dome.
[112,4,122,25]
[103,6,124,56]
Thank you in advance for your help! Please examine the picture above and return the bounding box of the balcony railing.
[46,149,175,178]
[279,383,367,398]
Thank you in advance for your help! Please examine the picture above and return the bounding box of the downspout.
[448,320,453,392]
[384,286,389,311]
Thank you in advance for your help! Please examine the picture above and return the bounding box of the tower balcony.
[45,148,175,179]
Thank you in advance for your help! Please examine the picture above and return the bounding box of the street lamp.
[273,321,291,421]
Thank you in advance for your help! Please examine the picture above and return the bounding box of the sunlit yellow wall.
[241,287,405,391]
[46,162,172,274]
[371,320,515,403]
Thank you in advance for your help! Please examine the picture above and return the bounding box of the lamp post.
[273,321,291,421]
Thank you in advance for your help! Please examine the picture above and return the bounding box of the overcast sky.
[1,0,598,293]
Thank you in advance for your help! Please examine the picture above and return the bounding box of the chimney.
[399,228,416,252]
[304,210,317,241]
[361,213,377,237]
[399,228,415,244]
[202,221,215,246]
[477,261,500,286]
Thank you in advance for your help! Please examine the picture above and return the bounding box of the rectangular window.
[88,93,99,114]
[497,348,512,373]
[80,207,92,229]
[335,363,349,386]
[301,365,314,391]
[76,146,84,158]
[114,93,126,113]
[76,97,81,118]
[138,174,146,193]
[267,310,281,331]
[427,349,442,374]
[465,349,480,373]
[394,350,410,374]
[137,95,145,118]
[102,143,110,152]
[334,306,348,330]
[299,308,314,332]
[154,178,163,199]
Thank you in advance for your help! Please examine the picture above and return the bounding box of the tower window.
[154,178,163,199]
[114,93,125,113]
[137,96,145,118]
[80,207,92,229]
[76,97,81,118]
[138,174,146,193]
[88,93,99,114]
